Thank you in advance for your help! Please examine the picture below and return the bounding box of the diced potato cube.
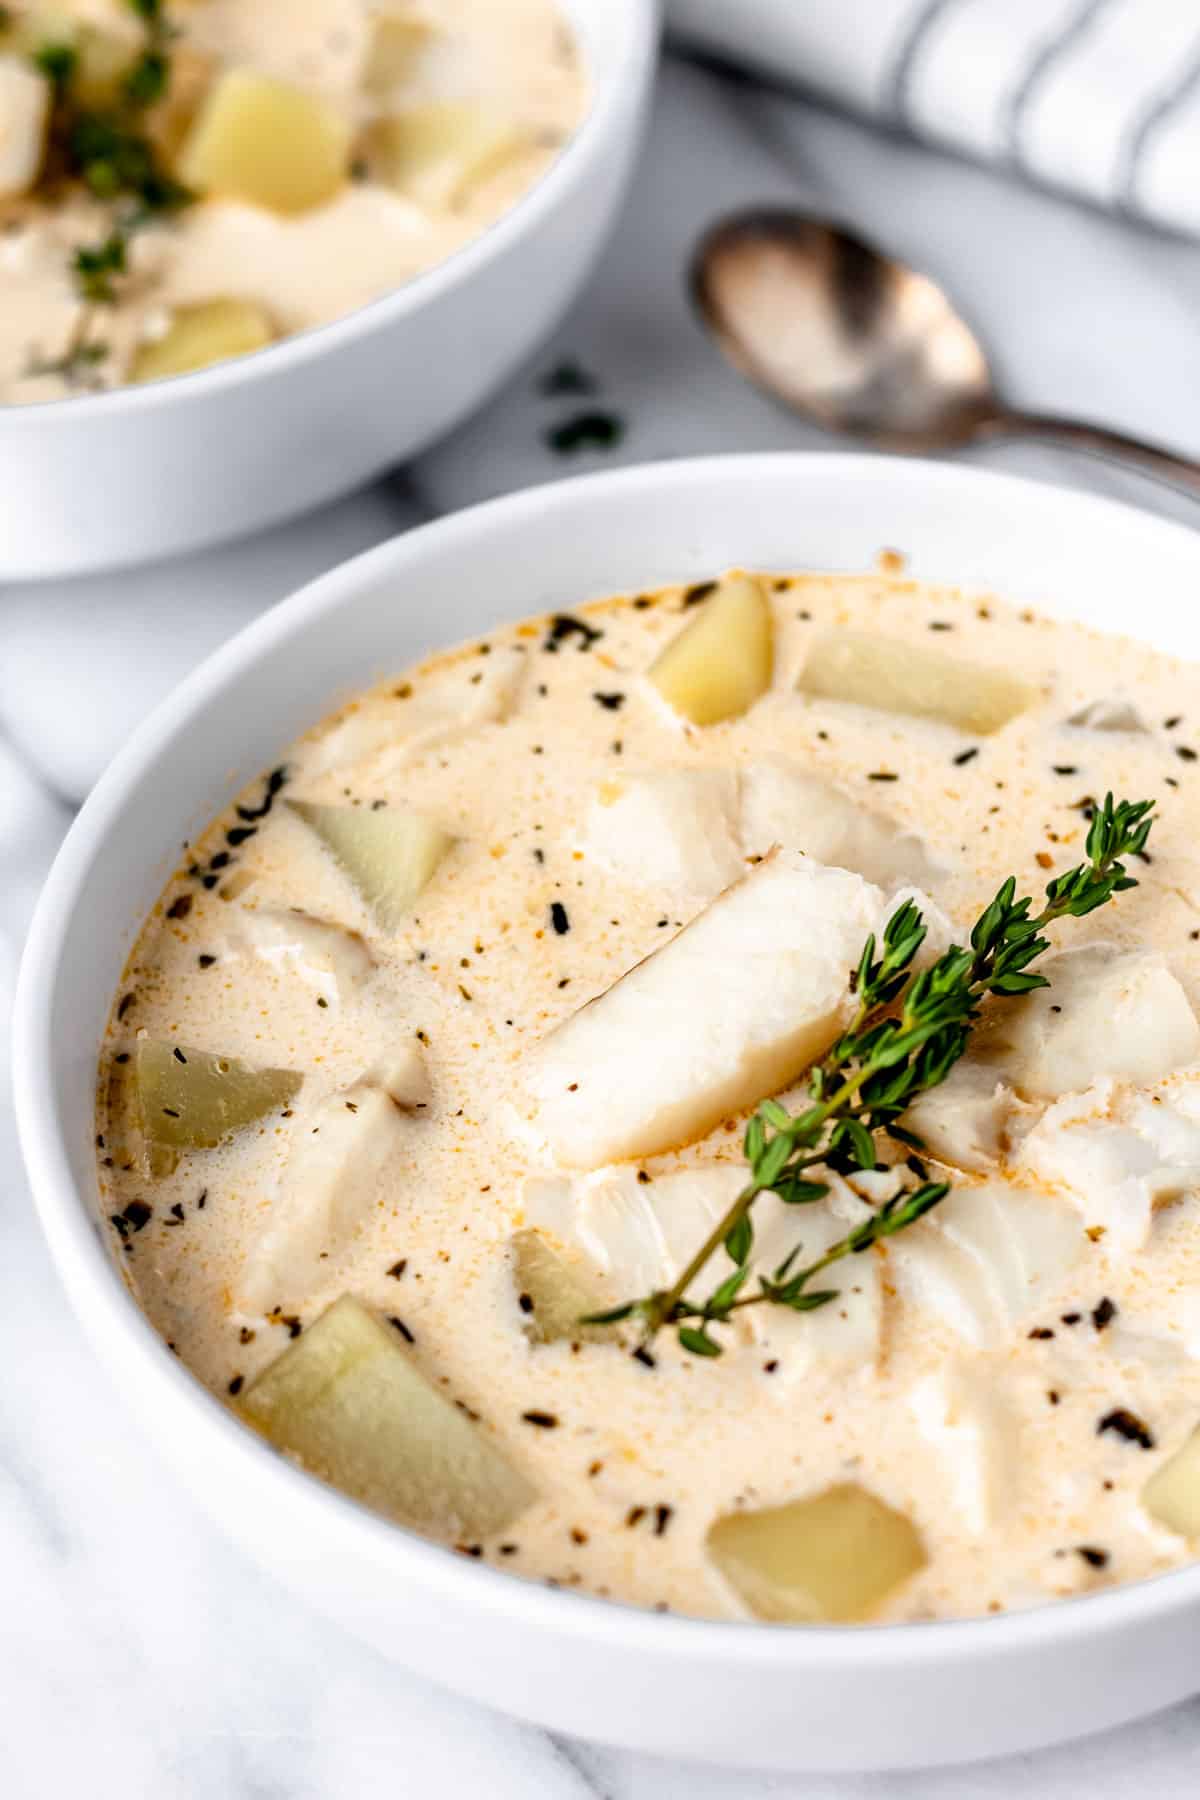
[510,1230,613,1344]
[135,1039,301,1159]
[364,9,432,95]
[130,299,275,384]
[648,573,773,727]
[288,800,455,932]
[1143,1427,1200,1539]
[241,1294,536,1538]
[797,632,1033,736]
[178,68,351,215]
[0,56,49,198]
[368,99,526,210]
[707,1482,927,1623]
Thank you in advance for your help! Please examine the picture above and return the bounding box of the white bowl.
[0,0,657,582]
[15,454,1200,1773]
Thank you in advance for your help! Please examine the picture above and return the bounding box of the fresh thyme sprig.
[588,793,1155,1358]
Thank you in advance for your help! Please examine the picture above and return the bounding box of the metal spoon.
[692,211,1200,493]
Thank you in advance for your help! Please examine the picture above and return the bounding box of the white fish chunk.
[1019,1081,1200,1254]
[582,767,744,897]
[979,945,1200,1100]
[230,904,374,1004]
[524,1162,880,1377]
[739,759,940,889]
[1066,697,1148,733]
[239,1082,413,1312]
[909,1361,1017,1535]
[365,1045,432,1111]
[525,851,889,1167]
[890,1180,1082,1348]
[304,647,527,775]
[904,1061,1018,1173]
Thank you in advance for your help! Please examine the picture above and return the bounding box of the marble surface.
[6,50,1200,1799]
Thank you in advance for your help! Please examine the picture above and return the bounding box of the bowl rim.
[16,450,1200,1672]
[1,0,657,425]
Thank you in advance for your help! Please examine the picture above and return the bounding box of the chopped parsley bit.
[227,1374,244,1397]
[543,612,603,654]
[550,901,570,935]
[1092,1296,1117,1331]
[683,581,718,608]
[387,1259,408,1280]
[592,691,625,711]
[110,1199,152,1240]
[539,358,597,396]
[928,621,953,632]
[236,766,289,822]
[166,893,192,919]
[545,411,625,455]
[1176,745,1198,763]
[626,1506,646,1528]
[867,771,899,782]
[1052,766,1078,777]
[1165,715,1184,729]
[1061,1312,1082,1325]
[518,1292,534,1314]
[388,1316,415,1344]
[952,747,979,766]
[521,1409,559,1429]
[1028,1326,1055,1340]
[238,1326,255,1345]
[117,992,136,1020]
[1098,1408,1154,1449]
[632,595,654,610]
[653,1504,673,1536]
[1076,1545,1110,1569]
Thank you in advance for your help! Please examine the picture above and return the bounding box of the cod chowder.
[95,567,1200,1626]
[0,0,585,401]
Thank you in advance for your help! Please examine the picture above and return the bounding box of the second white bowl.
[0,0,657,581]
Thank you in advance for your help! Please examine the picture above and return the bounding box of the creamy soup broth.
[95,567,1200,1623]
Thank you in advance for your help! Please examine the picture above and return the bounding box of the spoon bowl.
[692,209,1200,492]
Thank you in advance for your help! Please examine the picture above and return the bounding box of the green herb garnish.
[589,794,1156,1357]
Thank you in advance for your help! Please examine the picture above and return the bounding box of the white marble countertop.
[6,49,1200,1799]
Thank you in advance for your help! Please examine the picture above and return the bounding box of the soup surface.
[96,566,1200,1624]
[0,0,584,402]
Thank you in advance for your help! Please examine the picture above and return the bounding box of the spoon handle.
[989,410,1200,501]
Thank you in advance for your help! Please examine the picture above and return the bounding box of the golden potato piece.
[1143,1427,1200,1539]
[241,1294,536,1538]
[364,10,432,95]
[369,100,526,209]
[131,299,275,384]
[648,573,773,727]
[135,1039,301,1157]
[510,1230,614,1344]
[797,632,1033,736]
[0,55,49,198]
[707,1482,927,1622]
[178,68,351,215]
[288,800,455,932]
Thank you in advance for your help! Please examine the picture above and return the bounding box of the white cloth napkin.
[667,0,1200,239]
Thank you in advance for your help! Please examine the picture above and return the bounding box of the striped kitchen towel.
[666,0,1200,238]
